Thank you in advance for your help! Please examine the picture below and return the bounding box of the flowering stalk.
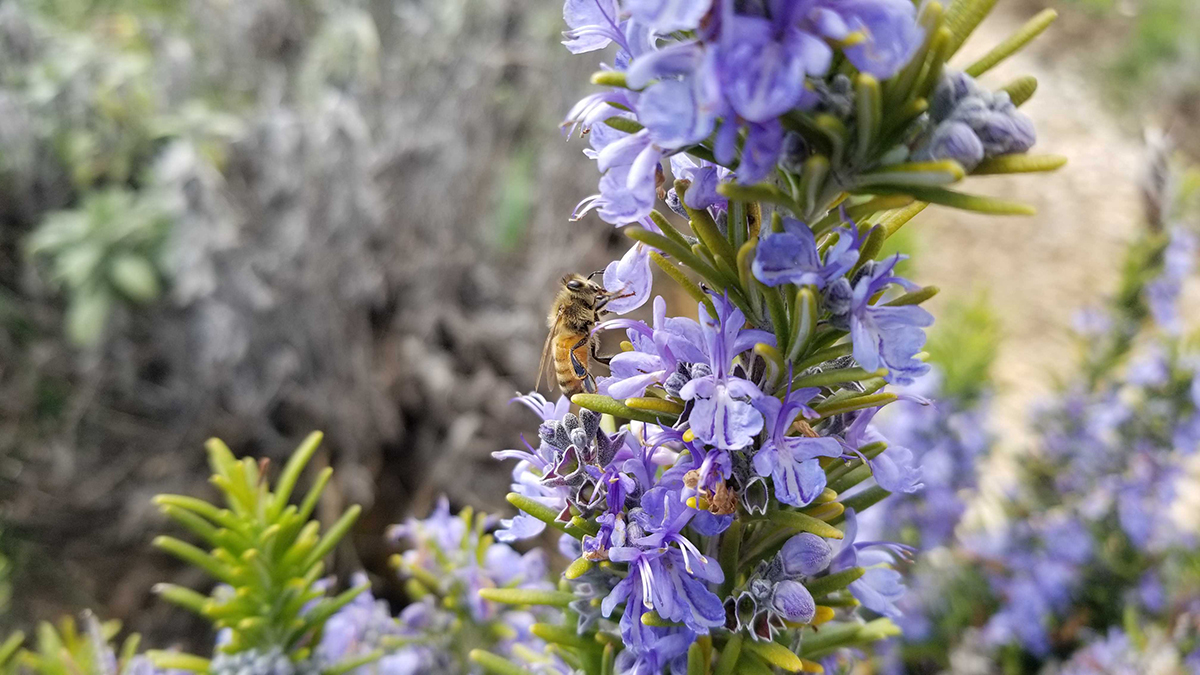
[478,0,1060,672]
[887,145,1200,672]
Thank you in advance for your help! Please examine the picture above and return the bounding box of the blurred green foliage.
[1057,0,1200,110]
[0,612,145,675]
[925,294,1001,403]
[26,189,172,345]
[1,1,240,346]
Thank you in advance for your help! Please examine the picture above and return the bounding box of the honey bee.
[538,273,631,397]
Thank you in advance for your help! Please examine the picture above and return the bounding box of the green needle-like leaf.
[478,588,577,608]
[649,210,696,251]
[718,520,743,597]
[0,632,22,667]
[767,510,845,540]
[886,285,939,306]
[147,651,211,673]
[300,505,361,570]
[469,650,529,675]
[855,160,965,188]
[650,250,716,318]
[790,366,884,389]
[572,393,679,425]
[814,392,898,418]
[854,74,882,163]
[153,583,211,615]
[717,183,803,215]
[625,226,730,293]
[153,537,237,584]
[590,71,628,88]
[972,154,1067,175]
[832,486,892,524]
[798,155,831,217]
[271,431,324,518]
[324,650,384,675]
[603,117,644,135]
[531,623,596,651]
[742,639,806,673]
[944,0,999,56]
[506,493,570,536]
[787,286,818,363]
[861,186,1036,215]
[806,567,866,598]
[713,634,742,675]
[999,75,1038,107]
[684,193,739,273]
[964,9,1057,77]
[878,201,928,238]
[687,642,705,675]
[625,397,684,416]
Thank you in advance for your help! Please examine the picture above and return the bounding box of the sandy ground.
[912,5,1150,452]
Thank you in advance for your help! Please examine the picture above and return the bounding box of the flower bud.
[771,580,816,623]
[780,131,811,174]
[912,120,985,171]
[825,277,854,320]
[777,533,834,578]
[975,108,1036,157]
[930,70,980,122]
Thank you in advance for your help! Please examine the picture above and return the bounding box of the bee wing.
[537,310,564,393]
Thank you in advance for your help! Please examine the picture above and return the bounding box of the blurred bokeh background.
[0,0,1196,653]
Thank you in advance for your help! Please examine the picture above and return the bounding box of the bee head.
[562,273,604,297]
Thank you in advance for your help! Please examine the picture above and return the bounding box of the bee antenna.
[587,270,604,280]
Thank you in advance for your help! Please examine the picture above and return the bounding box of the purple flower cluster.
[967,514,1094,657]
[957,333,1200,660]
[563,0,925,225]
[1145,228,1197,334]
[318,499,560,674]
[496,277,930,669]
[909,219,1200,666]
[912,70,1037,171]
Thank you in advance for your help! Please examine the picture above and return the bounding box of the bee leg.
[570,337,590,378]
[591,340,613,366]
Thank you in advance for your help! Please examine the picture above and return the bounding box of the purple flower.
[753,219,860,288]
[638,76,718,148]
[603,243,653,314]
[737,120,786,183]
[830,509,913,619]
[670,154,731,211]
[713,15,825,124]
[604,545,725,634]
[679,295,775,449]
[842,256,933,385]
[751,388,844,506]
[562,0,624,54]
[840,401,924,494]
[575,130,666,225]
[511,392,570,422]
[827,0,925,78]
[598,295,707,399]
[625,0,712,33]
[1059,630,1141,675]
[1146,229,1196,333]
